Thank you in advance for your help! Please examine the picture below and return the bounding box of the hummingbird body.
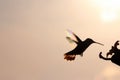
[64,30,104,61]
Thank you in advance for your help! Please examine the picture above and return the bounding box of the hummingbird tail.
[64,54,76,61]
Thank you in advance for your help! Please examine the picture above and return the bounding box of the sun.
[93,0,120,22]
[101,11,117,22]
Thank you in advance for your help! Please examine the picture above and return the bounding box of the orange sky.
[0,0,120,80]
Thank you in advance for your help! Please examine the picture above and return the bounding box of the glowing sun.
[93,0,120,22]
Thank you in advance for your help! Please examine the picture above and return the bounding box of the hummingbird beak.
[94,41,104,46]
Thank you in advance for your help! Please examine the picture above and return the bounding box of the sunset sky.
[1,0,120,80]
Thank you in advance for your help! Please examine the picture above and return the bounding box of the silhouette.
[99,41,120,66]
[64,30,104,61]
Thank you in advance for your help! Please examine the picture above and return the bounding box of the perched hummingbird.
[64,30,104,61]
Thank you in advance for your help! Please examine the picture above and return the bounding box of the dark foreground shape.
[99,41,120,66]
[64,30,104,61]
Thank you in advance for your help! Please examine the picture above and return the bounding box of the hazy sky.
[1,0,120,80]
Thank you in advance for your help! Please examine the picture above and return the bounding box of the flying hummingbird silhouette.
[64,30,104,61]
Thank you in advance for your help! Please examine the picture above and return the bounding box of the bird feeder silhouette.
[99,40,120,66]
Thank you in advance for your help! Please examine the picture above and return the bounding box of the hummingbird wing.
[66,36,78,44]
[67,29,82,43]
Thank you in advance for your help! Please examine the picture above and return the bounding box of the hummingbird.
[64,30,104,61]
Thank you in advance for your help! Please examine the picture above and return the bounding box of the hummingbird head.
[86,38,104,46]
